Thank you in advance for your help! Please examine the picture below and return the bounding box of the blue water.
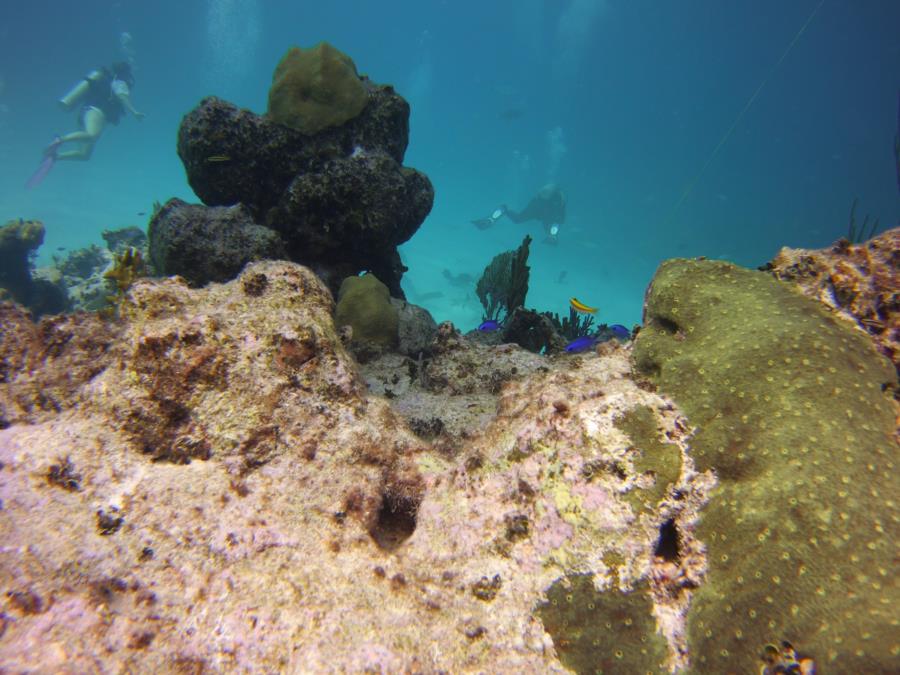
[2,0,898,329]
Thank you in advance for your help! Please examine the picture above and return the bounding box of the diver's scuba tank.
[58,69,105,111]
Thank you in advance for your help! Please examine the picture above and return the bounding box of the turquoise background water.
[2,0,897,329]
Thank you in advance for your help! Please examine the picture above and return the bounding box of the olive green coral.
[535,574,669,674]
[267,42,368,135]
[614,405,682,513]
[633,258,899,673]
[335,273,398,350]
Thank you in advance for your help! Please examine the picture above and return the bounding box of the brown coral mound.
[769,226,899,373]
[267,42,368,135]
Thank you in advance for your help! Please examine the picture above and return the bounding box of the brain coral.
[633,259,899,674]
[267,42,368,135]
[335,273,399,350]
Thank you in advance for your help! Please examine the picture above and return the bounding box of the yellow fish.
[206,155,231,163]
[569,297,598,314]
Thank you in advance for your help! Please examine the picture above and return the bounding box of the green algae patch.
[267,42,368,135]
[536,574,668,674]
[633,258,899,673]
[614,405,682,512]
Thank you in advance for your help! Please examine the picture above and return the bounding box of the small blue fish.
[478,320,502,332]
[564,335,598,353]
[609,324,631,339]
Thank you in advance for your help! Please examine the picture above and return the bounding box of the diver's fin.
[472,205,508,230]
[26,154,56,190]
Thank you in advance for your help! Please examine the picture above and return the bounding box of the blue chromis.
[478,320,502,332]
[609,324,631,339]
[564,335,598,353]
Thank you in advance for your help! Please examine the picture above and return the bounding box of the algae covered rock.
[633,258,899,673]
[0,218,45,299]
[0,218,68,316]
[267,42,368,135]
[335,273,399,351]
[148,198,286,286]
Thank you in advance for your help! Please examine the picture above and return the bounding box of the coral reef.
[3,241,897,672]
[543,306,595,340]
[633,258,899,673]
[50,227,151,312]
[501,307,568,354]
[267,43,369,135]
[0,218,67,316]
[148,199,286,287]
[55,244,108,279]
[476,235,532,322]
[103,246,148,309]
[335,273,399,356]
[767,226,899,376]
[266,152,432,294]
[102,225,147,254]
[0,261,710,672]
[173,59,432,297]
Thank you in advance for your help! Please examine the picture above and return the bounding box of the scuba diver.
[472,183,566,244]
[46,61,145,162]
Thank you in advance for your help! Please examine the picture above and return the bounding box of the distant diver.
[49,62,145,162]
[471,183,566,244]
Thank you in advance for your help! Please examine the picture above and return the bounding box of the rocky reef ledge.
[1,249,897,673]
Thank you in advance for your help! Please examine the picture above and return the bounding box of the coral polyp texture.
[633,258,900,673]
[267,42,369,135]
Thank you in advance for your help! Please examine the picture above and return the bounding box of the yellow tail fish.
[569,297,598,314]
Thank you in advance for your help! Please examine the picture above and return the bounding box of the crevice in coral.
[654,518,681,563]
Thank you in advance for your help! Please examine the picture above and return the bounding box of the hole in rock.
[369,492,419,551]
[654,518,681,562]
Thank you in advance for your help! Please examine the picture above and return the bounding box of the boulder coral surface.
[634,258,899,673]
[267,43,369,135]
[335,273,400,354]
